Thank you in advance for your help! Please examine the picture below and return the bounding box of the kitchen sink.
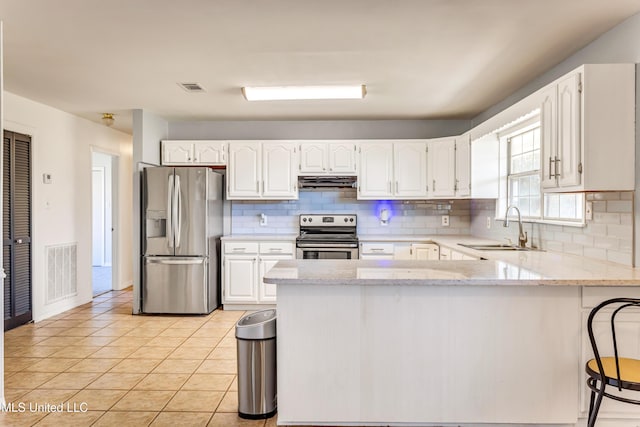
[458,243,539,251]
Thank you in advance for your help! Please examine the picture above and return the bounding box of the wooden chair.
[586,298,640,426]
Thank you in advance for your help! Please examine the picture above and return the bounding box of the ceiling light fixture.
[242,85,367,101]
[101,113,115,127]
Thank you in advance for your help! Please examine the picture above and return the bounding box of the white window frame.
[495,116,585,226]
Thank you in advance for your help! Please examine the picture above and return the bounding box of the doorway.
[91,151,118,297]
[3,130,33,331]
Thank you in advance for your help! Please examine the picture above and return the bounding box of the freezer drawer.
[143,257,210,314]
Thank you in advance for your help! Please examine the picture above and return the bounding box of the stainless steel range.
[296,214,358,259]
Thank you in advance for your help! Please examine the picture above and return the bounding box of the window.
[496,117,584,224]
[507,127,541,218]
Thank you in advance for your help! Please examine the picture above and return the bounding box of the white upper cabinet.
[428,138,456,198]
[227,141,298,200]
[262,142,298,198]
[161,140,226,165]
[228,142,262,198]
[358,143,395,198]
[455,135,471,198]
[394,142,428,198]
[358,141,428,200]
[299,143,326,173]
[328,142,357,174]
[540,64,635,192]
[299,142,357,175]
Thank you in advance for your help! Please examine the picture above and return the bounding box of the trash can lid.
[236,309,277,340]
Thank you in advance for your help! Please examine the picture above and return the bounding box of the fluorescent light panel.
[242,85,366,101]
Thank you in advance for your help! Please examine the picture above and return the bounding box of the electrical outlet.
[585,202,593,221]
[486,216,492,229]
[441,215,450,227]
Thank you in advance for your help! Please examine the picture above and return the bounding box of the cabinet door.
[455,136,471,198]
[162,141,193,165]
[258,255,291,303]
[223,255,258,303]
[429,139,456,197]
[411,243,439,260]
[227,142,261,199]
[328,143,357,174]
[262,143,298,199]
[540,85,558,189]
[557,72,582,188]
[358,143,393,199]
[394,142,428,198]
[299,143,326,174]
[439,247,452,260]
[194,141,226,165]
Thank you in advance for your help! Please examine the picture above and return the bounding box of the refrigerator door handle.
[166,174,174,248]
[146,257,206,265]
[174,174,182,248]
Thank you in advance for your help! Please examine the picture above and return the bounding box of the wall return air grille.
[46,243,78,304]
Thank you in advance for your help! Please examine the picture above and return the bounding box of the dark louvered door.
[3,131,32,331]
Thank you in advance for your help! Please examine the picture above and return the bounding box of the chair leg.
[588,382,606,427]
[587,388,595,422]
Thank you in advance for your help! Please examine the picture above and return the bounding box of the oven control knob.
[309,218,313,222]
[349,218,354,222]
[344,218,348,222]
[302,218,307,222]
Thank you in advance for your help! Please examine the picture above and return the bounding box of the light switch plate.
[486,216,492,229]
[43,173,52,184]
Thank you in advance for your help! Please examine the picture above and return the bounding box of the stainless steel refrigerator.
[142,167,223,314]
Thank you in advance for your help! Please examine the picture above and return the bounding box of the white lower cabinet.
[410,243,439,260]
[223,255,258,302]
[439,246,477,260]
[360,242,395,260]
[222,240,294,308]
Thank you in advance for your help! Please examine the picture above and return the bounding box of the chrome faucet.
[503,205,528,248]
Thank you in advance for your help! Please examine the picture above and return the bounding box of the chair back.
[587,298,640,391]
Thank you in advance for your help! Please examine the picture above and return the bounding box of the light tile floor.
[2,288,279,427]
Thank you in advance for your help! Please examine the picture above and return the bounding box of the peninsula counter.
[264,259,640,426]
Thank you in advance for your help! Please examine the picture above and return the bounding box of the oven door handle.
[296,243,359,249]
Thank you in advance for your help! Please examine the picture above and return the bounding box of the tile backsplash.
[231,190,633,266]
[231,189,471,236]
[470,192,634,266]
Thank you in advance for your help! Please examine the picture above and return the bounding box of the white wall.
[470,11,640,266]
[131,109,167,314]
[168,119,470,140]
[3,91,133,321]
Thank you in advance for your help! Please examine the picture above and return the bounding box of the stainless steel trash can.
[235,309,277,419]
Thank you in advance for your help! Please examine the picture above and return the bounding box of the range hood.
[298,176,357,189]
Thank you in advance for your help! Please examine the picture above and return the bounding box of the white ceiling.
[2,0,640,134]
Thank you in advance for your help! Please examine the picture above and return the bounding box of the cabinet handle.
[232,248,246,252]
[395,181,399,193]
[329,168,333,171]
[554,156,560,178]
[256,181,259,192]
[432,179,436,191]
[194,158,198,162]
[269,248,283,252]
[370,248,385,252]
[388,182,392,193]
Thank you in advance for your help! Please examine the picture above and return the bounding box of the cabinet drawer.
[224,242,259,254]
[259,242,294,255]
[361,243,394,255]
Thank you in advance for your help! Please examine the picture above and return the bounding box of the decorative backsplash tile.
[470,192,634,266]
[231,189,471,236]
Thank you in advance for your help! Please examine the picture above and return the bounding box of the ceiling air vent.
[178,82,206,93]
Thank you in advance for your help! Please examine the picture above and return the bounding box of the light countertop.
[264,258,640,286]
[222,234,297,241]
